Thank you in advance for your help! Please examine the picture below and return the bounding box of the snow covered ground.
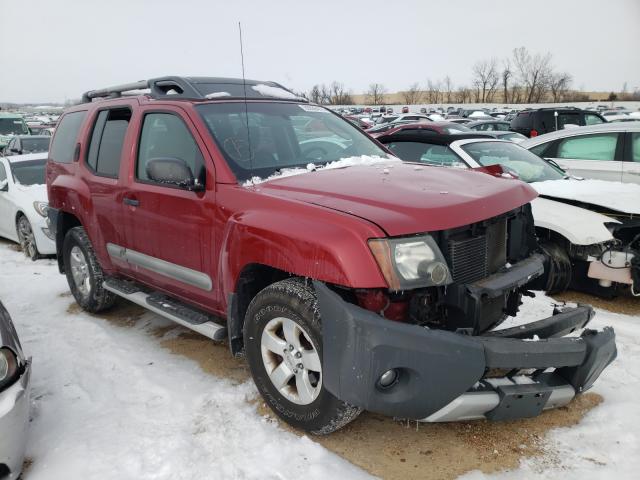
[0,241,639,479]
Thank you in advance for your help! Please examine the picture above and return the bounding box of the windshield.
[461,141,565,182]
[0,118,29,135]
[21,137,50,153]
[11,159,46,185]
[196,102,389,182]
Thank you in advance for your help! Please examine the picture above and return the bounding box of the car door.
[119,106,218,310]
[622,131,640,184]
[547,132,623,181]
[0,160,12,238]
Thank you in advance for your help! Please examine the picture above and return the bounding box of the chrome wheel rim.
[69,246,91,297]
[261,317,322,405]
[17,217,37,259]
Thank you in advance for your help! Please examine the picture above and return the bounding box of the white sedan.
[0,152,55,259]
[379,134,640,297]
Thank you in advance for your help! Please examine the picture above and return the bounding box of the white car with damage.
[0,152,55,260]
[380,134,640,297]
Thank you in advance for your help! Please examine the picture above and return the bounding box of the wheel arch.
[226,262,292,357]
[53,210,82,273]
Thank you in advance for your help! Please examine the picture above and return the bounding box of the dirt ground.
[68,296,616,480]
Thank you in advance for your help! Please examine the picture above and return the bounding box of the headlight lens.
[0,347,19,387]
[33,201,49,217]
[369,235,452,290]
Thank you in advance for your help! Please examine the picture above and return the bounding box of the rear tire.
[244,277,362,434]
[16,215,40,261]
[62,226,116,313]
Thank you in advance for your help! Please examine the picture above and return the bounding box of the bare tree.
[457,85,471,104]
[443,76,454,103]
[426,79,442,103]
[401,82,423,104]
[512,47,553,103]
[309,85,322,104]
[472,58,499,103]
[549,72,572,102]
[366,83,387,105]
[501,60,512,103]
[328,81,353,105]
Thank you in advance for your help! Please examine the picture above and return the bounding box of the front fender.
[218,209,388,302]
[531,197,617,246]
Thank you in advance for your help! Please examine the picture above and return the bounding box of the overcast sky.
[1,0,639,103]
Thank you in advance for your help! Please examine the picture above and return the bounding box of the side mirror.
[0,179,8,191]
[145,157,204,191]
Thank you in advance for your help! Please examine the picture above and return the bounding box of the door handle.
[123,197,140,207]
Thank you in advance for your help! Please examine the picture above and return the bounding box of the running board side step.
[103,278,227,341]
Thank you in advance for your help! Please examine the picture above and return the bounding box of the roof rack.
[81,76,306,104]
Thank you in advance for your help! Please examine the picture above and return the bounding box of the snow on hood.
[243,155,399,186]
[532,179,640,215]
[14,182,48,202]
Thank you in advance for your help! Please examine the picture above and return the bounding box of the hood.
[251,162,538,236]
[531,197,618,246]
[532,179,640,215]
[13,183,48,203]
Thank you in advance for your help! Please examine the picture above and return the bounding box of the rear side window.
[557,133,619,161]
[137,113,205,186]
[49,111,87,163]
[632,133,640,162]
[584,113,604,125]
[86,108,131,178]
[510,112,531,129]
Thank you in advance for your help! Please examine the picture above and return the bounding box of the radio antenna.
[238,21,254,181]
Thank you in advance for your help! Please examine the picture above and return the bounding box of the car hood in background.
[532,179,640,215]
[256,162,538,236]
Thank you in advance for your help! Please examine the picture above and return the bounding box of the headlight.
[0,347,19,388]
[369,235,452,290]
[33,201,49,217]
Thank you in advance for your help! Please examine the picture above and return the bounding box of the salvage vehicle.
[47,76,616,434]
[0,152,55,260]
[0,113,30,153]
[377,131,639,297]
[367,121,472,138]
[0,301,31,480]
[521,122,640,184]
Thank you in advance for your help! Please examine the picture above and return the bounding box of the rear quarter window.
[50,111,87,163]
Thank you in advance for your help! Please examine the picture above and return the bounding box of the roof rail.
[81,76,306,104]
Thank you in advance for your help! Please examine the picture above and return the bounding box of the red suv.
[46,76,616,434]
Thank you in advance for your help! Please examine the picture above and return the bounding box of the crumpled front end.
[315,281,616,422]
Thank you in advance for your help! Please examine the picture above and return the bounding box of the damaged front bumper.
[314,281,616,422]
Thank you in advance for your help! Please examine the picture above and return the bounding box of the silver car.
[521,122,640,184]
[0,301,31,480]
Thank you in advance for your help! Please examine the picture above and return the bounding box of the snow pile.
[204,91,231,99]
[533,179,640,215]
[0,245,369,480]
[243,155,400,186]
[251,84,302,100]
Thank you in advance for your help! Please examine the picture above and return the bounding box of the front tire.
[16,215,39,261]
[62,226,116,313]
[244,278,361,434]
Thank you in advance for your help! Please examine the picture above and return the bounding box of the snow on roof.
[204,92,231,99]
[251,84,302,100]
[243,155,400,186]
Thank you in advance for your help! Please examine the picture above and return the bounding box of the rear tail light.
[530,129,538,137]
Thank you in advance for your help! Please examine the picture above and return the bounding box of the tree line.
[301,47,639,105]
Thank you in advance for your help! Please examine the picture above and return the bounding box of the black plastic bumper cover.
[314,281,617,420]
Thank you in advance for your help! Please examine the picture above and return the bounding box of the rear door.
[81,105,134,263]
[547,132,624,181]
[118,105,218,310]
[622,132,640,184]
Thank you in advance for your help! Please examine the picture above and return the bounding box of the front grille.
[448,235,488,284]
[447,220,508,284]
